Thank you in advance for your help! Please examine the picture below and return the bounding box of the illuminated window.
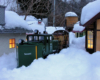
[87,31,93,49]
[9,38,15,48]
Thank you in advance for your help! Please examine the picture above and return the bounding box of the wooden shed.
[79,0,100,54]
[80,13,100,53]
[65,12,78,32]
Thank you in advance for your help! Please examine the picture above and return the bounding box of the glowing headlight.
[18,39,24,44]
[19,39,22,44]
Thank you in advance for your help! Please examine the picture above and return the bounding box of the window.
[34,36,38,41]
[9,38,15,48]
[87,31,93,49]
[28,36,33,41]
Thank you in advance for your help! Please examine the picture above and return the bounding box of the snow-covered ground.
[0,32,100,80]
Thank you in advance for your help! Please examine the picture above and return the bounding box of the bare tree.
[17,0,52,19]
[48,0,95,26]
[0,0,95,26]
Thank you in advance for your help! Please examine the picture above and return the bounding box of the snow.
[0,52,17,70]
[0,1,100,79]
[27,21,45,33]
[21,16,45,33]
[0,11,45,33]
[0,0,17,11]
[20,15,38,21]
[65,11,78,17]
[81,0,100,25]
[73,21,85,32]
[4,11,30,30]
[20,15,45,33]
[69,32,76,45]
[0,31,100,80]
[46,26,65,34]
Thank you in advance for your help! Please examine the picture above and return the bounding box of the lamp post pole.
[53,0,55,27]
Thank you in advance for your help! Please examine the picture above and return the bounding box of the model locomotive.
[16,30,69,67]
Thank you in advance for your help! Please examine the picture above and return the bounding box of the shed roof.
[65,11,78,17]
[81,12,100,27]
[80,0,100,26]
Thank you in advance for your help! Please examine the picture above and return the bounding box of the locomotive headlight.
[18,39,24,45]
[34,29,39,34]
[19,39,22,44]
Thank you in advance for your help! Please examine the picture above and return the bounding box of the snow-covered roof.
[0,0,17,11]
[73,21,85,33]
[0,10,46,34]
[20,15,45,33]
[80,0,100,26]
[0,11,35,33]
[20,15,38,21]
[65,11,78,17]
[27,21,45,33]
[0,11,31,30]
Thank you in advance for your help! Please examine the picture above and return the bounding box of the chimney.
[0,5,5,26]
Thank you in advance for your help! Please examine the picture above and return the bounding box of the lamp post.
[53,0,55,27]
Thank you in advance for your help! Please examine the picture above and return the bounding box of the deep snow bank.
[0,35,100,80]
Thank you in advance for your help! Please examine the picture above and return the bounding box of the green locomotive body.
[16,34,59,67]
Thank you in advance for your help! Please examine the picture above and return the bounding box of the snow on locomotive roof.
[80,0,100,25]
[65,11,78,17]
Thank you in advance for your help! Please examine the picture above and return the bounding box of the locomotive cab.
[26,30,49,42]
[26,34,53,43]
[16,33,59,67]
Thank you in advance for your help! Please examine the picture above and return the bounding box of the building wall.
[0,33,26,56]
[96,19,100,51]
[66,17,78,27]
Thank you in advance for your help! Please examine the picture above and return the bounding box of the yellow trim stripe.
[35,46,37,59]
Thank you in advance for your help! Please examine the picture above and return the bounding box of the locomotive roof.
[27,34,52,36]
[53,30,69,35]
